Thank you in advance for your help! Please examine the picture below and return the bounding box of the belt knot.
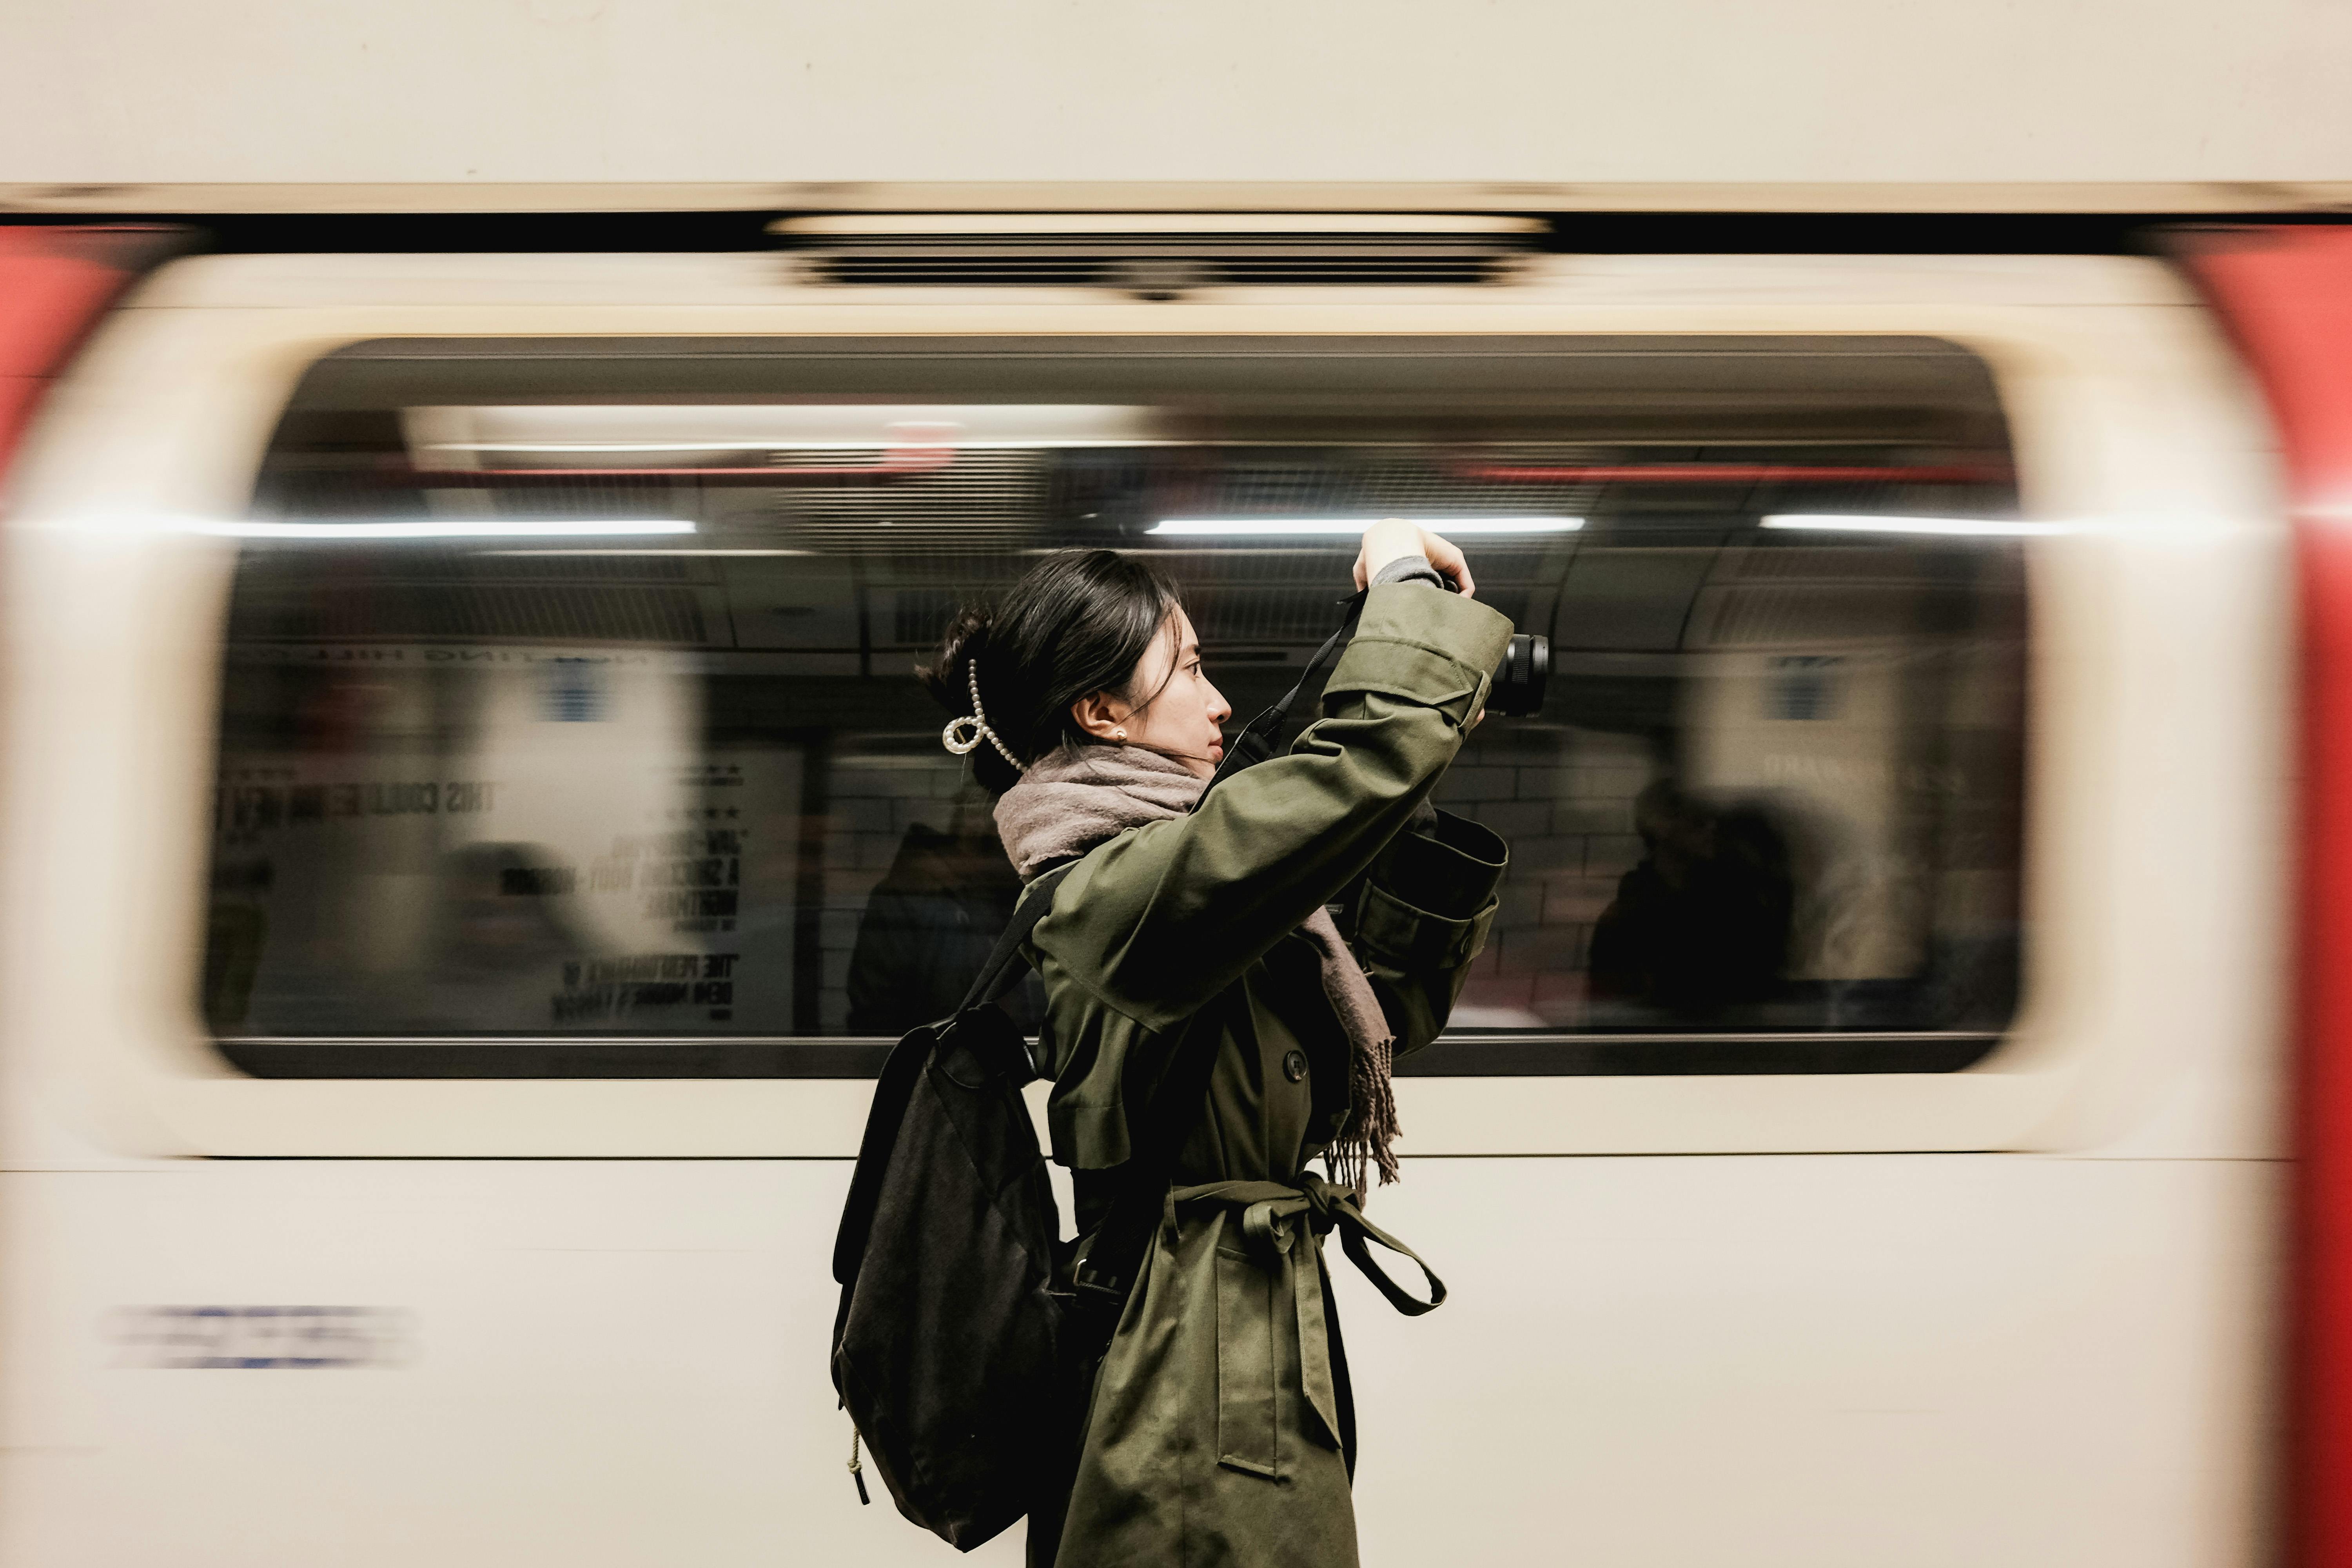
[1171,1174,1446,1317]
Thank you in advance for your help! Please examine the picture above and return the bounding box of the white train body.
[0,244,2293,1566]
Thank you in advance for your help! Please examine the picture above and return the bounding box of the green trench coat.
[1022,583,1515,1568]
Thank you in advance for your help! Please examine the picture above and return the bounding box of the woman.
[926,521,1512,1568]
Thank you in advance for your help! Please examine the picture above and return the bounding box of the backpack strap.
[955,858,1078,1016]
[1194,590,1365,807]
[829,860,1077,1290]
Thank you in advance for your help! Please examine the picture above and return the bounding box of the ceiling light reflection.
[1760,515,2069,538]
[1150,517,1583,537]
[195,520,697,541]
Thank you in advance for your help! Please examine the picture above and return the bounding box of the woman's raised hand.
[1353,520,1476,599]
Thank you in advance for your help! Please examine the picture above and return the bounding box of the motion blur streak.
[2190,227,2352,1568]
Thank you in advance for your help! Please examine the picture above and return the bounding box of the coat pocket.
[1214,1245,1280,1478]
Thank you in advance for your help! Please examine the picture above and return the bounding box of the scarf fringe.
[1327,1027,1401,1203]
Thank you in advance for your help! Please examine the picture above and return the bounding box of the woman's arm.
[1033,581,1513,1030]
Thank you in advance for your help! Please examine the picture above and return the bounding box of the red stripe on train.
[2189,225,2352,1568]
[0,226,179,487]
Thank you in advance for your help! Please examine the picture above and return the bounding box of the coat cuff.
[1370,555,1448,590]
[1323,583,1515,728]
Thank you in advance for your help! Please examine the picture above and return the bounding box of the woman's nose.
[1207,683,1232,723]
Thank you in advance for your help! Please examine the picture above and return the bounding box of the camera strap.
[1194,589,1367,807]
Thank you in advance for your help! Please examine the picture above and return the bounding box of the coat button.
[1282,1049,1308,1083]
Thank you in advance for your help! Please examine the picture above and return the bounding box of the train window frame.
[0,250,2284,1157]
[204,331,2025,1082]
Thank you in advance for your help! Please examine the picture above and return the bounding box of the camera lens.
[1492,633,1549,718]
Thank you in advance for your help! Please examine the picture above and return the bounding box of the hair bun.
[919,606,991,713]
[921,604,1030,792]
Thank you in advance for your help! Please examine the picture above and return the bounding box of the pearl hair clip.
[942,661,1026,773]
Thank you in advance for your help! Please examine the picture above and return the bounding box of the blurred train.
[3,212,2352,1567]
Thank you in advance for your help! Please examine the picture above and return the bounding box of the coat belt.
[1166,1174,1445,1480]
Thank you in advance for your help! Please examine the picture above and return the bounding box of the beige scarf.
[992,742,1400,1197]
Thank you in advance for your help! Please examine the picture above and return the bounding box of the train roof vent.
[769,214,1543,294]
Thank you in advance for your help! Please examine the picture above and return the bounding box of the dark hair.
[922,550,1183,793]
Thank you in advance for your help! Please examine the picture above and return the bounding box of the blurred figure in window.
[844,801,1036,1035]
[403,842,590,1032]
[1590,780,1793,1019]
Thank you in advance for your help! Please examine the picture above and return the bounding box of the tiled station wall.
[1434,726,1658,1027]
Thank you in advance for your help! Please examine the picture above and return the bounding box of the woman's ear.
[1070,690,1129,742]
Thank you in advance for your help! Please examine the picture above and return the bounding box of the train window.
[203,336,2025,1077]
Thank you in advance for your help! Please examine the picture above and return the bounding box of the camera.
[1492,633,1549,717]
[1206,603,1550,797]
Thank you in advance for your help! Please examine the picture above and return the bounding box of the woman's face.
[1092,609,1232,778]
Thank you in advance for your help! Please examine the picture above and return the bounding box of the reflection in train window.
[202,336,2025,1075]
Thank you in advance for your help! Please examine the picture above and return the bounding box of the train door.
[0,241,2289,1566]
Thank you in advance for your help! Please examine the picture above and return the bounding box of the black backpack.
[830,859,1222,1551]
